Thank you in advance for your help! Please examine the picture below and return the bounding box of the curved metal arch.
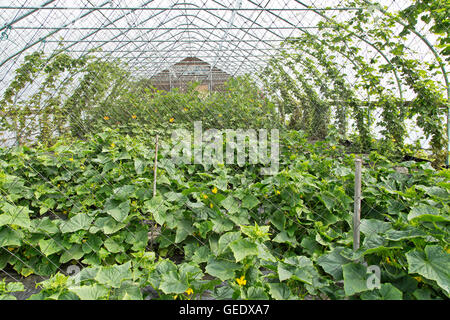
[0,0,58,33]
[114,6,373,98]
[243,0,404,100]
[205,0,374,100]
[75,13,282,74]
[360,0,448,98]
[294,0,449,164]
[0,0,156,68]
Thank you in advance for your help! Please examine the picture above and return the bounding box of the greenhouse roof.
[0,0,444,81]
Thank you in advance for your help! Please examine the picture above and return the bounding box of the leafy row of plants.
[0,128,448,299]
[260,0,449,165]
[0,49,279,148]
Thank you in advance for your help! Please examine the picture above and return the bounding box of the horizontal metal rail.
[0,6,363,11]
[9,26,322,30]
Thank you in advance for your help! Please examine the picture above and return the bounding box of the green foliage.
[0,128,448,300]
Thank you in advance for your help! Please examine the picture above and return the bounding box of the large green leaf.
[408,204,449,223]
[242,194,259,210]
[316,247,351,280]
[229,238,258,262]
[384,227,428,241]
[277,256,317,285]
[60,214,93,233]
[406,245,450,296]
[246,287,269,300]
[217,231,240,255]
[70,284,109,300]
[205,258,240,281]
[272,231,298,246]
[60,245,85,263]
[159,271,189,294]
[342,262,371,296]
[359,219,391,235]
[267,283,293,300]
[92,216,126,234]
[95,261,133,288]
[221,196,239,214]
[360,283,403,300]
[175,219,194,243]
[144,196,167,225]
[0,203,31,229]
[116,281,143,300]
[105,199,130,222]
[38,238,64,256]
[0,227,23,247]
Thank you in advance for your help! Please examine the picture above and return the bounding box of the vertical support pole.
[353,158,362,251]
[153,135,159,197]
[149,135,159,249]
[447,105,449,167]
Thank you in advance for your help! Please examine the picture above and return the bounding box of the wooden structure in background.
[149,57,230,92]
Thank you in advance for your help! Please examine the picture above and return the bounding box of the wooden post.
[153,135,159,197]
[353,158,362,251]
[149,135,159,250]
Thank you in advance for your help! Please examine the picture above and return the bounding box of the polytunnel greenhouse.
[0,0,449,303]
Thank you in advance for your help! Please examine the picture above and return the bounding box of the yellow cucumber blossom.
[236,275,246,286]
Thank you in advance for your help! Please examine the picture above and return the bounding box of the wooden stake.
[153,135,159,197]
[353,158,362,251]
[150,135,159,250]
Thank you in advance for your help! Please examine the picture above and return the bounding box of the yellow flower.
[103,116,110,120]
[169,117,175,123]
[218,114,222,117]
[69,158,74,162]
[446,247,450,254]
[111,143,115,148]
[236,275,246,286]
[131,114,137,119]
[173,295,178,300]
[203,194,208,199]
[185,288,193,295]
[210,203,213,209]
[413,276,423,283]
[183,108,188,112]
[212,187,218,194]
[332,146,336,150]
[8,247,14,252]
[275,190,281,195]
